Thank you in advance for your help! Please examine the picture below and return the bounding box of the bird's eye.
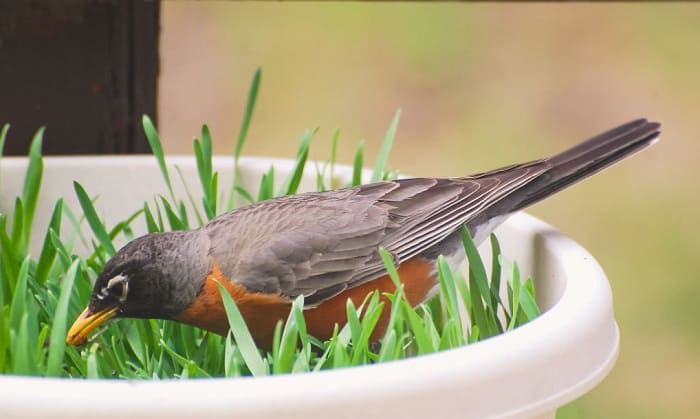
[100,274,129,302]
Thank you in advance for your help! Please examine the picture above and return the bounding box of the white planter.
[0,156,619,419]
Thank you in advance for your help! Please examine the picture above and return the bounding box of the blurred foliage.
[157,3,700,418]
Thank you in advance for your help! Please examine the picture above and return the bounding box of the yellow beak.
[66,307,119,346]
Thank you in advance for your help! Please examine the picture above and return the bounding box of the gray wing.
[205,162,547,305]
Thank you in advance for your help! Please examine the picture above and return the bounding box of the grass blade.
[506,257,521,331]
[73,182,116,255]
[461,226,494,314]
[10,198,24,253]
[0,124,9,203]
[378,248,401,288]
[143,115,176,203]
[228,67,262,210]
[0,215,19,286]
[178,201,190,229]
[519,277,541,320]
[378,249,406,342]
[201,125,213,189]
[215,281,267,376]
[235,67,261,160]
[275,296,303,374]
[371,110,400,182]
[0,291,7,370]
[20,127,44,253]
[159,196,187,231]
[86,344,101,378]
[279,129,315,196]
[345,299,362,345]
[467,325,480,344]
[257,166,275,202]
[159,340,211,378]
[46,259,81,376]
[329,129,340,189]
[173,165,205,226]
[291,297,311,361]
[437,256,465,344]
[402,301,435,354]
[351,294,384,364]
[378,329,397,362]
[352,140,365,186]
[233,185,255,206]
[143,203,160,233]
[468,267,492,338]
[48,229,71,270]
[34,199,64,285]
[9,257,31,329]
[195,125,216,219]
[207,172,219,218]
[489,234,502,309]
[11,314,34,375]
[314,161,327,192]
[0,123,9,178]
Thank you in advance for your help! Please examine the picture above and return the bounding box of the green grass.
[0,69,540,379]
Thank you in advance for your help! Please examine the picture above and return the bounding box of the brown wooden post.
[0,0,159,155]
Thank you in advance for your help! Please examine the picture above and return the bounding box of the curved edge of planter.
[488,212,621,418]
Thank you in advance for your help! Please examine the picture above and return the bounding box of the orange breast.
[175,258,437,350]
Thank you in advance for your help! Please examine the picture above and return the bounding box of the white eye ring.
[102,274,129,303]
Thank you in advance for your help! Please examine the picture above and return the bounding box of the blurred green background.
[157,3,699,418]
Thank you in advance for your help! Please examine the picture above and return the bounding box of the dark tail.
[497,119,661,213]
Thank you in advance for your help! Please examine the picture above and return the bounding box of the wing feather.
[205,163,548,305]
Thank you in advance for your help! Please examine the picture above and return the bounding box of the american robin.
[66,119,660,349]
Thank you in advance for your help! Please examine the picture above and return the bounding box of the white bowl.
[0,156,619,419]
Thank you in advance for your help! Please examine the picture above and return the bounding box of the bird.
[66,119,660,349]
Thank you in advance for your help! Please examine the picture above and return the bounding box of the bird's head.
[66,230,210,346]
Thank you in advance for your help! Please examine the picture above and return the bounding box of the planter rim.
[0,156,620,419]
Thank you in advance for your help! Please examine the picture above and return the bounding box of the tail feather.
[492,119,661,214]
